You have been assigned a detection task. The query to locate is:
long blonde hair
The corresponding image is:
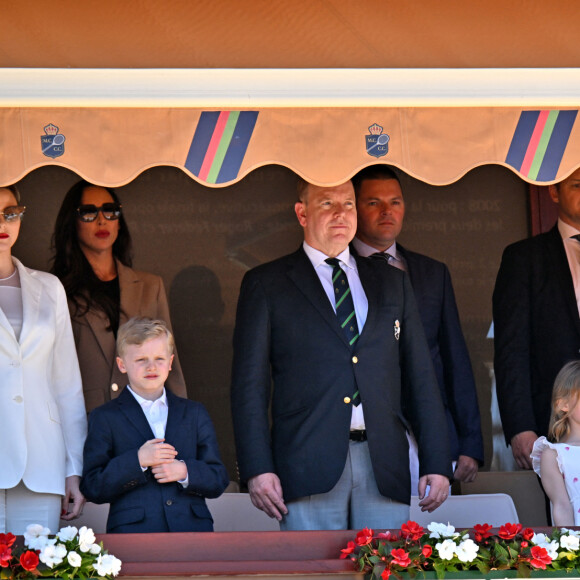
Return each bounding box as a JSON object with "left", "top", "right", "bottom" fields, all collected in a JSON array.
[{"left": 549, "top": 360, "right": 580, "bottom": 442}]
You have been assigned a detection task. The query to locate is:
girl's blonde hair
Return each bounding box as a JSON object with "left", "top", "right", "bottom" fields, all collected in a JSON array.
[{"left": 549, "top": 360, "right": 580, "bottom": 442}]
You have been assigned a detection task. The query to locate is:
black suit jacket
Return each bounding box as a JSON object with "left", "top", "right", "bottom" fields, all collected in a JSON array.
[
  {"left": 493, "top": 225, "right": 580, "bottom": 443},
  {"left": 398, "top": 245, "right": 484, "bottom": 464},
  {"left": 81, "top": 388, "right": 229, "bottom": 533},
  {"left": 231, "top": 247, "right": 451, "bottom": 505}
]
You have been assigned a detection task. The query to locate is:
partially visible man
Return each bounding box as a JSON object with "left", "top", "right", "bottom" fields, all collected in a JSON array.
[
  {"left": 493, "top": 167, "right": 580, "bottom": 469},
  {"left": 352, "top": 165, "right": 483, "bottom": 488},
  {"left": 231, "top": 179, "right": 452, "bottom": 530}
]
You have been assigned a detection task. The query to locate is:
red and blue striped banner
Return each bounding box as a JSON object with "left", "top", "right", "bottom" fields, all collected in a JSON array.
[
  {"left": 505, "top": 110, "right": 577, "bottom": 182},
  {"left": 185, "top": 111, "right": 259, "bottom": 184}
]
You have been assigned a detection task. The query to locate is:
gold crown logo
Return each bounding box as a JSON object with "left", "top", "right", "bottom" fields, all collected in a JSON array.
[
  {"left": 368, "top": 123, "right": 383, "bottom": 136},
  {"left": 44, "top": 123, "right": 59, "bottom": 136}
]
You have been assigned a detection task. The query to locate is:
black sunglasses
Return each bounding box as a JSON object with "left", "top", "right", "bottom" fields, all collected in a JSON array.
[
  {"left": 0, "top": 205, "right": 26, "bottom": 222},
  {"left": 77, "top": 203, "right": 122, "bottom": 222}
]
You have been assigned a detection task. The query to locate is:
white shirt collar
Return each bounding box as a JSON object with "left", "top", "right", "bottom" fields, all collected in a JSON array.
[
  {"left": 558, "top": 218, "right": 580, "bottom": 240},
  {"left": 303, "top": 241, "right": 357, "bottom": 271},
  {"left": 127, "top": 384, "right": 167, "bottom": 408},
  {"left": 352, "top": 237, "right": 399, "bottom": 260}
]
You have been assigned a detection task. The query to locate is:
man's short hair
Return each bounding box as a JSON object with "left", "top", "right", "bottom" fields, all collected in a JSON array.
[
  {"left": 296, "top": 177, "right": 311, "bottom": 203},
  {"left": 352, "top": 165, "right": 401, "bottom": 197},
  {"left": 117, "top": 317, "right": 175, "bottom": 358}
]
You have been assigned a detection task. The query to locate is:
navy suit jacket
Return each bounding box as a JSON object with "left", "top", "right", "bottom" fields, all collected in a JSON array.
[
  {"left": 493, "top": 225, "right": 580, "bottom": 443},
  {"left": 231, "top": 247, "right": 452, "bottom": 505},
  {"left": 398, "top": 245, "right": 484, "bottom": 464},
  {"left": 81, "top": 388, "right": 229, "bottom": 533}
]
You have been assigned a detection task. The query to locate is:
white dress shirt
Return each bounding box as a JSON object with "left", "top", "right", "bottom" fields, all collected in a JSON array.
[{"left": 127, "top": 385, "right": 188, "bottom": 486}]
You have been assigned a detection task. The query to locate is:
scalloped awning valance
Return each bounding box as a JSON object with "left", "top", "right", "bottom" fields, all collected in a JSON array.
[{"left": 1, "top": 69, "right": 579, "bottom": 188}]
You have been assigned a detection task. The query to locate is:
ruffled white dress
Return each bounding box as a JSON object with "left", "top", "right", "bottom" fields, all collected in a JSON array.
[{"left": 531, "top": 436, "right": 580, "bottom": 525}]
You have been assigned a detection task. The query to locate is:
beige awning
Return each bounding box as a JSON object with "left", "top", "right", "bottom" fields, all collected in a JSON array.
[{"left": 1, "top": 68, "right": 579, "bottom": 187}]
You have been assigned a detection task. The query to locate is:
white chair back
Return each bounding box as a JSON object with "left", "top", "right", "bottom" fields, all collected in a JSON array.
[{"left": 409, "top": 493, "right": 519, "bottom": 528}]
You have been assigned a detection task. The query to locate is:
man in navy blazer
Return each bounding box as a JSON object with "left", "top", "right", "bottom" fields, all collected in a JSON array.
[
  {"left": 231, "top": 179, "right": 451, "bottom": 531},
  {"left": 493, "top": 168, "right": 580, "bottom": 469},
  {"left": 81, "top": 318, "right": 229, "bottom": 533},
  {"left": 352, "top": 166, "right": 483, "bottom": 487}
]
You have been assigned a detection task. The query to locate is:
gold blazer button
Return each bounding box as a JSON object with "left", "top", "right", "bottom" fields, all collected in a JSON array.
[
  {"left": 111, "top": 383, "right": 119, "bottom": 392},
  {"left": 344, "top": 397, "right": 351, "bottom": 404}
]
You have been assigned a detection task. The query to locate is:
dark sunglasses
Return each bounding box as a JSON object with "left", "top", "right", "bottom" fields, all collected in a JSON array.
[
  {"left": 0, "top": 205, "right": 26, "bottom": 222},
  {"left": 77, "top": 203, "right": 122, "bottom": 222}
]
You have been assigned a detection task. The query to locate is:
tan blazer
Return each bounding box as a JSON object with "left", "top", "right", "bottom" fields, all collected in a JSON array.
[
  {"left": 70, "top": 261, "right": 186, "bottom": 412},
  {"left": 0, "top": 258, "right": 87, "bottom": 495}
]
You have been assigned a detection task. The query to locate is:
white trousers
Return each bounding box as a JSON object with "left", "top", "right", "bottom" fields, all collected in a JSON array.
[{"left": 0, "top": 481, "right": 61, "bottom": 534}]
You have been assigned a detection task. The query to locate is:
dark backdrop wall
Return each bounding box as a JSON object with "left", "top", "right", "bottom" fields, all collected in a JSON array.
[{"left": 13, "top": 164, "right": 529, "bottom": 479}]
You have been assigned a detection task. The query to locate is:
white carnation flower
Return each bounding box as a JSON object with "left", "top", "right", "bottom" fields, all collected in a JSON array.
[
  {"left": 39, "top": 543, "right": 67, "bottom": 568},
  {"left": 67, "top": 551, "right": 82, "bottom": 568},
  {"left": 78, "top": 526, "right": 97, "bottom": 552},
  {"left": 429, "top": 522, "right": 456, "bottom": 539},
  {"left": 93, "top": 554, "right": 122, "bottom": 577},
  {"left": 455, "top": 538, "right": 479, "bottom": 563},
  {"left": 57, "top": 526, "right": 78, "bottom": 543},
  {"left": 561, "top": 534, "right": 580, "bottom": 551},
  {"left": 436, "top": 539, "right": 457, "bottom": 560},
  {"left": 24, "top": 524, "right": 51, "bottom": 550},
  {"left": 89, "top": 543, "right": 102, "bottom": 555},
  {"left": 562, "top": 528, "right": 580, "bottom": 538}
]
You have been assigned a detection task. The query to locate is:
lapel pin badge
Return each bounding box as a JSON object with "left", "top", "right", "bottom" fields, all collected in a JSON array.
[{"left": 394, "top": 319, "right": 400, "bottom": 340}]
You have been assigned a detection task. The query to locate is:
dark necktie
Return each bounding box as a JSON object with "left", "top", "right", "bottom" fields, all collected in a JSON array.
[
  {"left": 370, "top": 251, "right": 392, "bottom": 263},
  {"left": 325, "top": 258, "right": 360, "bottom": 405}
]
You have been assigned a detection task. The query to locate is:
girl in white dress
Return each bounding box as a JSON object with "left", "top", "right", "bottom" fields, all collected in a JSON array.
[{"left": 531, "top": 360, "right": 580, "bottom": 526}]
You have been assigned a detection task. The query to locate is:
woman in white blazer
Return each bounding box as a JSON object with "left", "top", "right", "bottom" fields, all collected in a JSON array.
[{"left": 0, "top": 185, "right": 87, "bottom": 534}]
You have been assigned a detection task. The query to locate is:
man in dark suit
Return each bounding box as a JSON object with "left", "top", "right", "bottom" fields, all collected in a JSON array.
[
  {"left": 231, "top": 179, "right": 451, "bottom": 530},
  {"left": 351, "top": 166, "right": 483, "bottom": 489},
  {"left": 81, "top": 317, "right": 229, "bottom": 533},
  {"left": 493, "top": 167, "right": 580, "bottom": 469}
]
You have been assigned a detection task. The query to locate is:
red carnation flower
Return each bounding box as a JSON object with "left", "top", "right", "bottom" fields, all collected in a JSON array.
[
  {"left": 0, "top": 544, "right": 12, "bottom": 568},
  {"left": 530, "top": 546, "right": 552, "bottom": 570},
  {"left": 381, "top": 567, "right": 392, "bottom": 579},
  {"left": 473, "top": 523, "right": 492, "bottom": 542},
  {"left": 401, "top": 521, "right": 424, "bottom": 541},
  {"left": 340, "top": 541, "right": 356, "bottom": 559},
  {"left": 20, "top": 550, "right": 39, "bottom": 572},
  {"left": 0, "top": 534, "right": 15, "bottom": 548},
  {"left": 377, "top": 531, "right": 399, "bottom": 542},
  {"left": 391, "top": 548, "right": 411, "bottom": 568},
  {"left": 422, "top": 545, "right": 433, "bottom": 558},
  {"left": 522, "top": 528, "right": 534, "bottom": 541},
  {"left": 498, "top": 523, "right": 522, "bottom": 540},
  {"left": 356, "top": 528, "right": 374, "bottom": 546},
  {"left": 521, "top": 541, "right": 529, "bottom": 548}
]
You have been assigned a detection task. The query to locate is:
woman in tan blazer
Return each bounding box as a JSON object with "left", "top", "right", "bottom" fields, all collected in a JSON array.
[
  {"left": 0, "top": 185, "right": 87, "bottom": 534},
  {"left": 51, "top": 181, "right": 186, "bottom": 412}
]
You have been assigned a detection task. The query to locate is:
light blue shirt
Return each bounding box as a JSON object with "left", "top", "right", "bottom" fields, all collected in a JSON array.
[
  {"left": 302, "top": 241, "right": 368, "bottom": 429},
  {"left": 302, "top": 242, "right": 368, "bottom": 330}
]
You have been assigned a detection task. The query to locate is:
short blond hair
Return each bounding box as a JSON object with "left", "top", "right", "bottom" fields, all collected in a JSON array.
[{"left": 117, "top": 317, "right": 174, "bottom": 358}]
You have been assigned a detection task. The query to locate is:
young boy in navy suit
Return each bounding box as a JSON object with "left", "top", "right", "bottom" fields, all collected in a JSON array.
[{"left": 80, "top": 317, "right": 229, "bottom": 533}]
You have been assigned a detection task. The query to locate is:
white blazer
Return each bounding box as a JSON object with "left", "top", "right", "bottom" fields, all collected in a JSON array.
[{"left": 0, "top": 258, "right": 87, "bottom": 495}]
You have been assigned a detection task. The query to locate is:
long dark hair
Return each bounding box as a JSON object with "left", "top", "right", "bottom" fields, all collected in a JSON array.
[{"left": 51, "top": 180, "right": 133, "bottom": 328}]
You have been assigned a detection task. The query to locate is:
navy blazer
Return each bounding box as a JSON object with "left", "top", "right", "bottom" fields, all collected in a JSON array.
[
  {"left": 231, "top": 247, "right": 452, "bottom": 506},
  {"left": 493, "top": 225, "right": 580, "bottom": 443},
  {"left": 81, "top": 388, "right": 229, "bottom": 533},
  {"left": 398, "top": 245, "right": 484, "bottom": 464}
]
